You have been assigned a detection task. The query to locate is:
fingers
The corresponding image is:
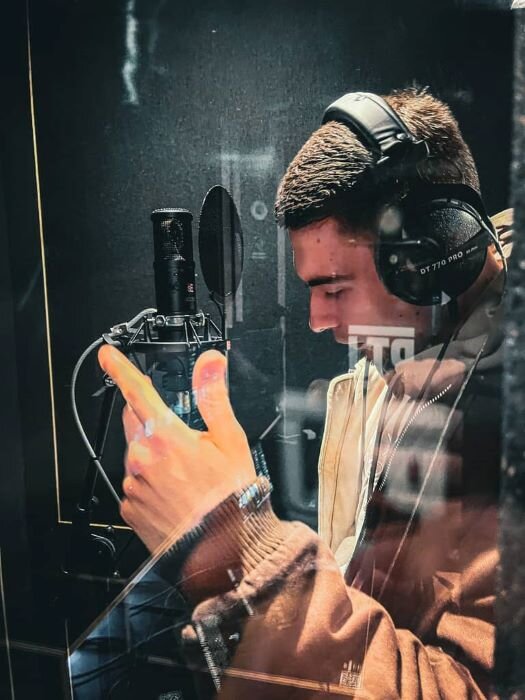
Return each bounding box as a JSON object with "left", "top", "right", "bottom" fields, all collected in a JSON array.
[
  {"left": 125, "top": 440, "right": 153, "bottom": 479},
  {"left": 193, "top": 350, "right": 247, "bottom": 450},
  {"left": 123, "top": 404, "right": 144, "bottom": 444},
  {"left": 98, "top": 345, "right": 188, "bottom": 440},
  {"left": 98, "top": 345, "right": 165, "bottom": 424}
]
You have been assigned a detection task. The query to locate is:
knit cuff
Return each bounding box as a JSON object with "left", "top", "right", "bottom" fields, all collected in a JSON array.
[{"left": 156, "top": 477, "right": 287, "bottom": 606}]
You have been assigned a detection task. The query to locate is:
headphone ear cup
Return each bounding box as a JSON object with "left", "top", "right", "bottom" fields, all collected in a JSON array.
[{"left": 376, "top": 200, "right": 488, "bottom": 306}]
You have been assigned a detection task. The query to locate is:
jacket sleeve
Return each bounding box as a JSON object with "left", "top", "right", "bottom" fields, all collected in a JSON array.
[{"left": 158, "top": 477, "right": 494, "bottom": 700}]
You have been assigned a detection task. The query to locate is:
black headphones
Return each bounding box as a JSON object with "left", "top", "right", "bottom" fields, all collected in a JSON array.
[{"left": 322, "top": 92, "right": 504, "bottom": 306}]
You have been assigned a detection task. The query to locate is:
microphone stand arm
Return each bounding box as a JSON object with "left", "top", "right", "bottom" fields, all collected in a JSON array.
[
  {"left": 65, "top": 308, "right": 157, "bottom": 578},
  {"left": 66, "top": 382, "right": 120, "bottom": 577}
]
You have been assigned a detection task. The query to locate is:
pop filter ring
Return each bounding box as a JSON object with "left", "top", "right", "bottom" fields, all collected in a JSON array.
[{"left": 198, "top": 185, "right": 244, "bottom": 300}]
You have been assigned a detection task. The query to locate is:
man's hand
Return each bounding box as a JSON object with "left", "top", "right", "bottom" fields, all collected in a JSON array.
[{"left": 98, "top": 345, "right": 256, "bottom": 552}]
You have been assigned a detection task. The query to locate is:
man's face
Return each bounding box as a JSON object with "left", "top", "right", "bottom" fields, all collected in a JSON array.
[{"left": 289, "top": 216, "right": 433, "bottom": 352}]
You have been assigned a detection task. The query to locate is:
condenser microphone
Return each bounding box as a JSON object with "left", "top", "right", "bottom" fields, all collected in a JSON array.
[
  {"left": 147, "top": 208, "right": 209, "bottom": 422},
  {"left": 71, "top": 187, "right": 242, "bottom": 446},
  {"left": 151, "top": 208, "right": 197, "bottom": 340}
]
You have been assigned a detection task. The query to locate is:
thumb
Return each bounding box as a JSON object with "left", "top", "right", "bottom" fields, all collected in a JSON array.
[{"left": 193, "top": 350, "right": 246, "bottom": 450}]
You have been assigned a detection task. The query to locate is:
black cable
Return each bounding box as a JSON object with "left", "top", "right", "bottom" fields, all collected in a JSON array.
[
  {"left": 114, "top": 531, "right": 138, "bottom": 566},
  {"left": 72, "top": 654, "right": 128, "bottom": 685},
  {"left": 126, "top": 586, "right": 176, "bottom": 618}
]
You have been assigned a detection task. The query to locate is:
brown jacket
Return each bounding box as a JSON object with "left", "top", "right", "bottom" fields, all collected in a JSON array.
[{"left": 162, "top": 213, "right": 512, "bottom": 699}]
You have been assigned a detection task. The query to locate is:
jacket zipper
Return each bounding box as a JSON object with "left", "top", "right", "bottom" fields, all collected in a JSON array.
[{"left": 377, "top": 383, "right": 453, "bottom": 493}]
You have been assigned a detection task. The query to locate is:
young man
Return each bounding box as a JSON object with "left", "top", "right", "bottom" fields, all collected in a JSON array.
[{"left": 98, "top": 88, "right": 510, "bottom": 697}]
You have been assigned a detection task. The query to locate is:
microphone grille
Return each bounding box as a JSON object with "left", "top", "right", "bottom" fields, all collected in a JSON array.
[{"left": 151, "top": 209, "right": 193, "bottom": 260}]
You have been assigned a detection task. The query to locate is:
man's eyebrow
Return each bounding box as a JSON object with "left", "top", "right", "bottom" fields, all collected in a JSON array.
[{"left": 307, "top": 275, "right": 353, "bottom": 288}]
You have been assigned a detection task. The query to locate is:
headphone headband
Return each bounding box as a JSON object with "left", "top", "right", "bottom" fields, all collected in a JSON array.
[
  {"left": 320, "top": 91, "right": 504, "bottom": 306},
  {"left": 322, "top": 92, "right": 429, "bottom": 167}
]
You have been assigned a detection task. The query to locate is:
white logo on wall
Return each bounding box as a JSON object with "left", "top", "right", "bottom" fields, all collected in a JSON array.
[{"left": 347, "top": 325, "right": 415, "bottom": 373}]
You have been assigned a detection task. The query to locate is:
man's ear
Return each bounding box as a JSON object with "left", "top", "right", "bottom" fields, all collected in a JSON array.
[
  {"left": 488, "top": 244, "right": 505, "bottom": 270},
  {"left": 490, "top": 207, "right": 513, "bottom": 261}
]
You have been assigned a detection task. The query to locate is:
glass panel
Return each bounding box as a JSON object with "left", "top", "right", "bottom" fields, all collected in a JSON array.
[{"left": 0, "top": 0, "right": 518, "bottom": 698}]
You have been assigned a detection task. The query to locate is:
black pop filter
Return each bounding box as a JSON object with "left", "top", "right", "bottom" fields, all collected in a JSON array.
[{"left": 198, "top": 185, "right": 244, "bottom": 299}]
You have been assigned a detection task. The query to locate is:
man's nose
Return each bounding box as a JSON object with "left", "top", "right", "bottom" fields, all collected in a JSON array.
[{"left": 309, "top": 293, "right": 338, "bottom": 333}]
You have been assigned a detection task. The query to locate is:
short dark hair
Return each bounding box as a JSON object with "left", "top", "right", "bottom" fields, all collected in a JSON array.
[{"left": 274, "top": 87, "right": 480, "bottom": 231}]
